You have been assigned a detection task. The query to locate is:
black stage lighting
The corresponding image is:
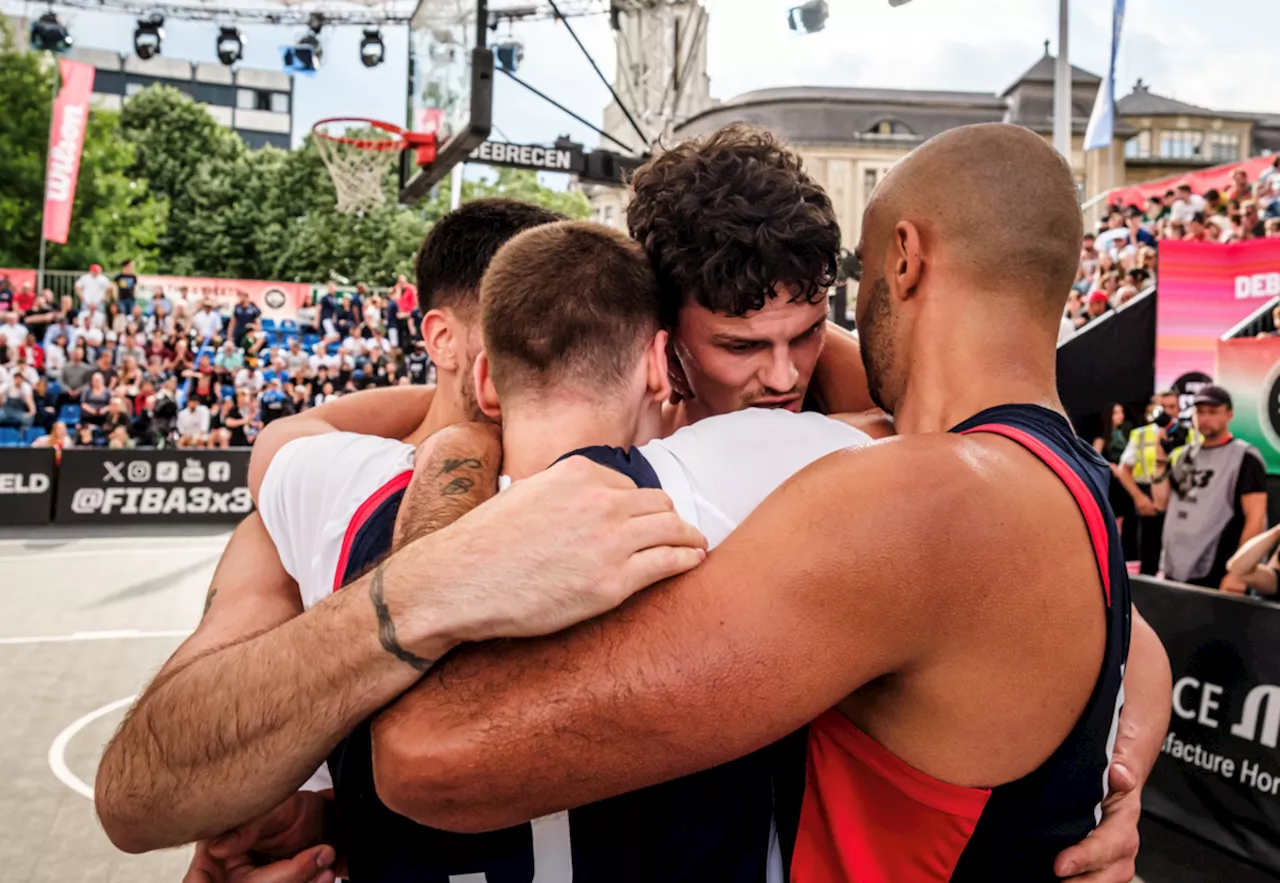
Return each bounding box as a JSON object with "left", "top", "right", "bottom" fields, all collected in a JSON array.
[
  {"left": 133, "top": 12, "right": 165, "bottom": 60},
  {"left": 788, "top": 0, "right": 829, "bottom": 34},
  {"left": 30, "top": 11, "right": 72, "bottom": 53},
  {"left": 217, "top": 26, "right": 244, "bottom": 66},
  {"left": 359, "top": 29, "right": 384, "bottom": 68}
]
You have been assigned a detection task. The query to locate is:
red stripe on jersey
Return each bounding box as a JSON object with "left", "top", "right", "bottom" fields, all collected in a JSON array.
[
  {"left": 791, "top": 709, "right": 990, "bottom": 883},
  {"left": 332, "top": 470, "right": 413, "bottom": 592},
  {"left": 960, "top": 423, "right": 1112, "bottom": 607}
]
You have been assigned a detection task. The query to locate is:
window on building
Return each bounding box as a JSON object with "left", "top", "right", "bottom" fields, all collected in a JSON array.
[
  {"left": 125, "top": 82, "right": 143, "bottom": 98},
  {"left": 269, "top": 92, "right": 289, "bottom": 114},
  {"left": 1125, "top": 130, "right": 1151, "bottom": 159},
  {"left": 236, "top": 88, "right": 256, "bottom": 110},
  {"left": 863, "top": 168, "right": 880, "bottom": 203},
  {"left": 1158, "top": 130, "right": 1204, "bottom": 160},
  {"left": 1207, "top": 131, "right": 1241, "bottom": 163},
  {"left": 867, "top": 119, "right": 912, "bottom": 137},
  {"left": 603, "top": 205, "right": 614, "bottom": 224}
]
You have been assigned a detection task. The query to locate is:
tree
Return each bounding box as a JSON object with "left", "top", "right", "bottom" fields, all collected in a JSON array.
[
  {"left": 419, "top": 166, "right": 593, "bottom": 223},
  {"left": 0, "top": 23, "right": 165, "bottom": 271}
]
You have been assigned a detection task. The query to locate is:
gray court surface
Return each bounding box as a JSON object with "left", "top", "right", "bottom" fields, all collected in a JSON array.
[{"left": 0, "top": 527, "right": 227, "bottom": 882}]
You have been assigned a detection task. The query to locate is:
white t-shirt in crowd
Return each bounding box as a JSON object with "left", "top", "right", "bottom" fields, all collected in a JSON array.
[
  {"left": 76, "top": 272, "right": 112, "bottom": 308},
  {"left": 236, "top": 367, "right": 266, "bottom": 393},
  {"left": 176, "top": 404, "right": 211, "bottom": 438},
  {"left": 1170, "top": 194, "right": 1207, "bottom": 224},
  {"left": 0, "top": 321, "right": 29, "bottom": 349},
  {"left": 1058, "top": 316, "right": 1077, "bottom": 345},
  {"left": 192, "top": 309, "right": 224, "bottom": 341}
]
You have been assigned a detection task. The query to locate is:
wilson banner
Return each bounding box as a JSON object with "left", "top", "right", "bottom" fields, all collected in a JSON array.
[{"left": 42, "top": 59, "right": 95, "bottom": 245}]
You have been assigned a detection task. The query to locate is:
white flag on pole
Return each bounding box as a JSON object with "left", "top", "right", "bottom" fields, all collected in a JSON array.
[{"left": 1085, "top": 0, "right": 1126, "bottom": 152}]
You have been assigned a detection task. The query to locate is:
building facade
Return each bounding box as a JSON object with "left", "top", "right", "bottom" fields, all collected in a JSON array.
[
  {"left": 590, "top": 44, "right": 1280, "bottom": 247},
  {"left": 70, "top": 47, "right": 293, "bottom": 149}
]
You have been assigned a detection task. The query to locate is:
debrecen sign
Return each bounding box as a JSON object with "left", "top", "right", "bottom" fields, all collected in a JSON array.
[
  {"left": 55, "top": 449, "right": 253, "bottom": 524},
  {"left": 469, "top": 139, "right": 585, "bottom": 173}
]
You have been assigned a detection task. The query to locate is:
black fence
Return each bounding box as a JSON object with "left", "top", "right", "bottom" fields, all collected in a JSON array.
[
  {"left": 0, "top": 448, "right": 252, "bottom": 526},
  {"left": 1135, "top": 575, "right": 1280, "bottom": 875}
]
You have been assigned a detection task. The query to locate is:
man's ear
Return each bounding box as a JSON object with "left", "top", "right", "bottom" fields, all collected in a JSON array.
[
  {"left": 421, "top": 309, "right": 459, "bottom": 372},
  {"left": 473, "top": 350, "right": 502, "bottom": 420},
  {"left": 665, "top": 332, "right": 693, "bottom": 404},
  {"left": 890, "top": 220, "right": 925, "bottom": 300},
  {"left": 646, "top": 330, "right": 673, "bottom": 404}
]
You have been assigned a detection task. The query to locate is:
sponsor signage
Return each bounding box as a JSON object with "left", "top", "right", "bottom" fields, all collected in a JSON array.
[
  {"left": 469, "top": 139, "right": 585, "bottom": 174},
  {"left": 55, "top": 449, "right": 253, "bottom": 524},
  {"left": 0, "top": 449, "right": 56, "bottom": 526},
  {"left": 1134, "top": 575, "right": 1280, "bottom": 872},
  {"left": 42, "top": 59, "right": 95, "bottom": 245}
]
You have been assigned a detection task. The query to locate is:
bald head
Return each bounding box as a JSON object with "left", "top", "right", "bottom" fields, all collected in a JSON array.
[{"left": 870, "top": 123, "right": 1083, "bottom": 314}]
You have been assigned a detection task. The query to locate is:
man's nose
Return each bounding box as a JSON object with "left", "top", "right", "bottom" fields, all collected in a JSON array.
[{"left": 761, "top": 347, "right": 799, "bottom": 393}]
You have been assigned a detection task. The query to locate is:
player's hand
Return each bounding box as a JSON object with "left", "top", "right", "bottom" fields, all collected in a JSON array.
[
  {"left": 1052, "top": 757, "right": 1142, "bottom": 882},
  {"left": 1220, "top": 572, "right": 1249, "bottom": 594},
  {"left": 183, "top": 791, "right": 336, "bottom": 883},
  {"left": 392, "top": 455, "right": 708, "bottom": 644},
  {"left": 1134, "top": 495, "right": 1157, "bottom": 518}
]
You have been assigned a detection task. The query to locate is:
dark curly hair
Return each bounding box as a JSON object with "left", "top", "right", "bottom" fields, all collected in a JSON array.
[{"left": 626, "top": 124, "right": 841, "bottom": 326}]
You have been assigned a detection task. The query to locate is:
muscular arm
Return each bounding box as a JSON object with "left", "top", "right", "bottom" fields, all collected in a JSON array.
[
  {"left": 371, "top": 440, "right": 972, "bottom": 831},
  {"left": 810, "top": 323, "right": 876, "bottom": 413},
  {"left": 1226, "top": 523, "right": 1280, "bottom": 595},
  {"left": 96, "top": 427, "right": 496, "bottom": 854},
  {"left": 1117, "top": 610, "right": 1172, "bottom": 785}
]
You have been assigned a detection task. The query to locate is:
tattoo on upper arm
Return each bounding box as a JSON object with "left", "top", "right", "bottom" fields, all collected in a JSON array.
[
  {"left": 441, "top": 476, "right": 475, "bottom": 496},
  {"left": 202, "top": 587, "right": 218, "bottom": 619},
  {"left": 369, "top": 564, "right": 434, "bottom": 673},
  {"left": 440, "top": 458, "right": 483, "bottom": 475}
]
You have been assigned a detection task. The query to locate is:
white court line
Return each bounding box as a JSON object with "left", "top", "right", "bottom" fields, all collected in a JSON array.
[
  {"left": 0, "top": 545, "right": 227, "bottom": 565},
  {"left": 0, "top": 630, "right": 192, "bottom": 646},
  {"left": 49, "top": 695, "right": 137, "bottom": 800}
]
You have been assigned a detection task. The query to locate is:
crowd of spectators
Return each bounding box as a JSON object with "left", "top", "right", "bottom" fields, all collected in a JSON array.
[
  {"left": 0, "top": 266, "right": 432, "bottom": 451},
  {"left": 1058, "top": 160, "right": 1280, "bottom": 343}
]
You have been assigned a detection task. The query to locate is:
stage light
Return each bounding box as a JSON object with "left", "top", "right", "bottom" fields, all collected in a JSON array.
[
  {"left": 133, "top": 12, "right": 164, "bottom": 60},
  {"left": 787, "top": 0, "right": 828, "bottom": 34},
  {"left": 494, "top": 41, "right": 523, "bottom": 73},
  {"left": 284, "top": 32, "right": 322, "bottom": 74},
  {"left": 30, "top": 11, "right": 72, "bottom": 53},
  {"left": 359, "top": 29, "right": 384, "bottom": 68},
  {"left": 217, "top": 26, "right": 244, "bottom": 66}
]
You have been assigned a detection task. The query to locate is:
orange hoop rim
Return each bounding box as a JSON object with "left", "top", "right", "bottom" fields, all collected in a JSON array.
[{"left": 311, "top": 116, "right": 436, "bottom": 153}]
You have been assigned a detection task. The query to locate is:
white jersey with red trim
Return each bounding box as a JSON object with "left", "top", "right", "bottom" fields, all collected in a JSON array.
[{"left": 258, "top": 432, "right": 414, "bottom": 611}]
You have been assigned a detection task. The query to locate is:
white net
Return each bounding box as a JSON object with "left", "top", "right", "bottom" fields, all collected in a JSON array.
[{"left": 312, "top": 121, "right": 407, "bottom": 215}]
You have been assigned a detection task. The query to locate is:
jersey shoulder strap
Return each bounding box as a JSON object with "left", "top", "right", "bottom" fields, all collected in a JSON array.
[{"left": 556, "top": 445, "right": 661, "bottom": 489}]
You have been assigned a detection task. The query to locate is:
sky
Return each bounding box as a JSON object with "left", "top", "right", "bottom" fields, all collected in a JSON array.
[{"left": 8, "top": 0, "right": 1280, "bottom": 160}]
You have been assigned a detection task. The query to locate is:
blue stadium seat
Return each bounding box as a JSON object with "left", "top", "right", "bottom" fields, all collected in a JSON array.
[
  {"left": 24, "top": 428, "right": 47, "bottom": 446},
  {"left": 302, "top": 333, "right": 320, "bottom": 349},
  {"left": 58, "top": 404, "right": 80, "bottom": 426},
  {"left": 262, "top": 370, "right": 277, "bottom": 384},
  {"left": 281, "top": 328, "right": 300, "bottom": 341},
  {"left": 261, "top": 318, "right": 278, "bottom": 332},
  {"left": 46, "top": 381, "right": 62, "bottom": 399},
  {"left": 0, "top": 428, "right": 21, "bottom": 447},
  {"left": 327, "top": 341, "right": 341, "bottom": 356},
  {"left": 280, "top": 319, "right": 298, "bottom": 332},
  {"left": 221, "top": 385, "right": 236, "bottom": 400}
]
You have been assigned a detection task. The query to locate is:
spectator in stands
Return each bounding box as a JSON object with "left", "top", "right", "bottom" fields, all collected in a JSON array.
[
  {"left": 1170, "top": 184, "right": 1207, "bottom": 224},
  {"left": 1093, "top": 402, "right": 1134, "bottom": 531},
  {"left": 0, "top": 372, "right": 36, "bottom": 430},
  {"left": 93, "top": 349, "right": 117, "bottom": 387},
  {"left": 104, "top": 300, "right": 124, "bottom": 336},
  {"left": 75, "top": 422, "right": 97, "bottom": 447},
  {"left": 406, "top": 338, "right": 431, "bottom": 384},
  {"left": 192, "top": 300, "right": 223, "bottom": 343},
  {"left": 32, "top": 420, "right": 71, "bottom": 452},
  {"left": 1203, "top": 188, "right": 1226, "bottom": 217},
  {"left": 115, "top": 259, "right": 138, "bottom": 314},
  {"left": 23, "top": 288, "right": 54, "bottom": 344},
  {"left": 229, "top": 290, "right": 261, "bottom": 346},
  {"left": 31, "top": 376, "right": 56, "bottom": 431},
  {"left": 102, "top": 396, "right": 132, "bottom": 440},
  {"left": 1082, "top": 291, "right": 1112, "bottom": 326},
  {"left": 166, "top": 338, "right": 193, "bottom": 376},
  {"left": 43, "top": 306, "right": 76, "bottom": 352},
  {"left": 75, "top": 264, "right": 112, "bottom": 309},
  {"left": 81, "top": 372, "right": 114, "bottom": 425},
  {"left": 184, "top": 353, "right": 218, "bottom": 406},
  {"left": 176, "top": 397, "right": 210, "bottom": 447},
  {"left": 225, "top": 389, "right": 254, "bottom": 447},
  {"left": 1241, "top": 200, "right": 1266, "bottom": 239},
  {"left": 1228, "top": 168, "right": 1254, "bottom": 203},
  {"left": 257, "top": 377, "right": 292, "bottom": 426},
  {"left": 1142, "top": 194, "right": 1167, "bottom": 225},
  {"left": 1184, "top": 213, "right": 1210, "bottom": 242},
  {"left": 44, "top": 333, "right": 68, "bottom": 382},
  {"left": 106, "top": 425, "right": 132, "bottom": 449},
  {"left": 1267, "top": 218, "right": 1280, "bottom": 238},
  {"left": 0, "top": 311, "right": 28, "bottom": 350},
  {"left": 319, "top": 283, "right": 341, "bottom": 345},
  {"left": 296, "top": 293, "right": 319, "bottom": 337},
  {"left": 61, "top": 347, "right": 92, "bottom": 399},
  {"left": 1158, "top": 386, "right": 1267, "bottom": 590},
  {"left": 235, "top": 360, "right": 265, "bottom": 394},
  {"left": 214, "top": 341, "right": 243, "bottom": 384},
  {"left": 314, "top": 379, "right": 337, "bottom": 406}
]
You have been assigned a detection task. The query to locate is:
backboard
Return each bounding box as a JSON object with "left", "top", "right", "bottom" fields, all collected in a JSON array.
[{"left": 400, "top": 0, "right": 493, "bottom": 202}]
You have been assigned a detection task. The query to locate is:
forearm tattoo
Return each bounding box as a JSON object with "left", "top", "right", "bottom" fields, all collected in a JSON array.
[{"left": 369, "top": 563, "right": 434, "bottom": 673}]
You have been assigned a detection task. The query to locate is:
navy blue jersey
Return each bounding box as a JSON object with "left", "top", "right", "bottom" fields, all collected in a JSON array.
[{"left": 328, "top": 446, "right": 783, "bottom": 882}]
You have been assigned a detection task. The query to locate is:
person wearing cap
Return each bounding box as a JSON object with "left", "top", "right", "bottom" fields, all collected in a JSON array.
[
  {"left": 75, "top": 263, "right": 113, "bottom": 310},
  {"left": 1082, "top": 290, "right": 1111, "bottom": 325},
  {"left": 1155, "top": 386, "right": 1267, "bottom": 590}
]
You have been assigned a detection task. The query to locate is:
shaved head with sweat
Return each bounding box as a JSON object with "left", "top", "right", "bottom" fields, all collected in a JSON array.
[{"left": 856, "top": 123, "right": 1083, "bottom": 429}]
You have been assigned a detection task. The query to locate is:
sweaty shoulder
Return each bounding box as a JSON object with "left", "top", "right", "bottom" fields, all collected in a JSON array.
[
  {"left": 258, "top": 432, "right": 414, "bottom": 609},
  {"left": 642, "top": 408, "right": 872, "bottom": 548}
]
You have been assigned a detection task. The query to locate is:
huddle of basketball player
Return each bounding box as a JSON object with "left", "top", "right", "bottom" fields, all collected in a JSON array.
[{"left": 95, "top": 123, "right": 1172, "bottom": 883}]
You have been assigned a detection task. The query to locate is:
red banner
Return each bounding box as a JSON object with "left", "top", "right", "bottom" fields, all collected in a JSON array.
[
  {"left": 1111, "top": 156, "right": 1276, "bottom": 209},
  {"left": 135, "top": 275, "right": 311, "bottom": 321},
  {"left": 42, "top": 59, "right": 95, "bottom": 245},
  {"left": 1156, "top": 238, "right": 1280, "bottom": 390}
]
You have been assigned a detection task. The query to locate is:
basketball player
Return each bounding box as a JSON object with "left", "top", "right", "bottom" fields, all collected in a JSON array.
[{"left": 274, "top": 124, "right": 1169, "bottom": 881}]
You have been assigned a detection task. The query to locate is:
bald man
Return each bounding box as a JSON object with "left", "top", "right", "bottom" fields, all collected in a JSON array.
[{"left": 291, "top": 123, "right": 1173, "bottom": 881}]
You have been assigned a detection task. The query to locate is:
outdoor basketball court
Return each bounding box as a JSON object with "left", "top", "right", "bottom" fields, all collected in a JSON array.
[{"left": 0, "top": 528, "right": 227, "bottom": 882}]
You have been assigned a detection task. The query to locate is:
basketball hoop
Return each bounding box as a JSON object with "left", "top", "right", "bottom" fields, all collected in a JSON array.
[{"left": 312, "top": 117, "right": 437, "bottom": 214}]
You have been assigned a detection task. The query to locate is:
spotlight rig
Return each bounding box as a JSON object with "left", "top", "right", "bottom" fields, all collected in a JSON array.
[
  {"left": 133, "top": 11, "right": 164, "bottom": 59},
  {"left": 216, "top": 26, "right": 244, "bottom": 66},
  {"left": 359, "top": 28, "right": 384, "bottom": 68},
  {"left": 29, "top": 11, "right": 72, "bottom": 53}
]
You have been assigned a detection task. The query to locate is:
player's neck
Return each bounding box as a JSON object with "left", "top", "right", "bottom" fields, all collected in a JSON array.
[
  {"left": 403, "top": 371, "right": 472, "bottom": 446},
  {"left": 892, "top": 309, "right": 1063, "bottom": 435},
  {"left": 502, "top": 402, "right": 653, "bottom": 481}
]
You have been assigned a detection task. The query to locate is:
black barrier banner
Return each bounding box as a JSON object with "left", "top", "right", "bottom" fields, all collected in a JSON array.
[
  {"left": 0, "top": 447, "right": 55, "bottom": 526},
  {"left": 1134, "top": 576, "right": 1280, "bottom": 873},
  {"left": 54, "top": 449, "right": 253, "bottom": 524}
]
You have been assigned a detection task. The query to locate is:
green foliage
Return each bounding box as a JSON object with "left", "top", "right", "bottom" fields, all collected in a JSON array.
[
  {"left": 0, "top": 24, "right": 165, "bottom": 271},
  {"left": 0, "top": 31, "right": 594, "bottom": 284}
]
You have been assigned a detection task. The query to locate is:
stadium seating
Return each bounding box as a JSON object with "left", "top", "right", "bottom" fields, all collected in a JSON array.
[
  {"left": 24, "top": 428, "right": 48, "bottom": 446},
  {"left": 0, "top": 428, "right": 22, "bottom": 447},
  {"left": 58, "top": 404, "right": 81, "bottom": 426}
]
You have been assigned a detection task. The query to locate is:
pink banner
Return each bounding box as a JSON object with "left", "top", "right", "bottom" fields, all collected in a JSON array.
[
  {"left": 136, "top": 275, "right": 311, "bottom": 321},
  {"left": 1156, "top": 238, "right": 1280, "bottom": 390},
  {"left": 41, "top": 59, "right": 95, "bottom": 245}
]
